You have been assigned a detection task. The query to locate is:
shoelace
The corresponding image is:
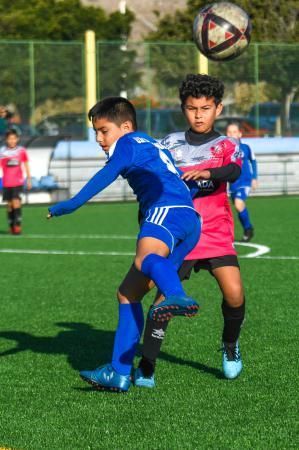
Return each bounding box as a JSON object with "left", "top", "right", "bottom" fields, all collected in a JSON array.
[{"left": 221, "top": 344, "right": 241, "bottom": 362}]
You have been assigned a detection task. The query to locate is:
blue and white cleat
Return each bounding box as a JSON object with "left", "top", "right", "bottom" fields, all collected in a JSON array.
[
  {"left": 222, "top": 341, "right": 243, "bottom": 380},
  {"left": 134, "top": 367, "right": 156, "bottom": 389},
  {"left": 149, "top": 295, "right": 199, "bottom": 321},
  {"left": 80, "top": 364, "right": 131, "bottom": 392}
]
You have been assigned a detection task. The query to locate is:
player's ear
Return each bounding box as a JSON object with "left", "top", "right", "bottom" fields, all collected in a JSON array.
[
  {"left": 121, "top": 120, "right": 133, "bottom": 133},
  {"left": 215, "top": 102, "right": 223, "bottom": 117}
]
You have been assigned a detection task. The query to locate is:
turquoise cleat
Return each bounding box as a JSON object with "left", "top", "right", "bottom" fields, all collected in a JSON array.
[
  {"left": 134, "top": 367, "right": 156, "bottom": 388},
  {"left": 80, "top": 364, "right": 131, "bottom": 392},
  {"left": 222, "top": 341, "right": 243, "bottom": 380},
  {"left": 149, "top": 295, "right": 199, "bottom": 321}
]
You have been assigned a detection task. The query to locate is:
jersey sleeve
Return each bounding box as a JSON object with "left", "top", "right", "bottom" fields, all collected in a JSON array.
[
  {"left": 21, "top": 148, "right": 29, "bottom": 162},
  {"left": 247, "top": 145, "right": 258, "bottom": 179},
  {"left": 159, "top": 134, "right": 171, "bottom": 149},
  {"left": 223, "top": 139, "right": 242, "bottom": 167},
  {"left": 49, "top": 140, "right": 132, "bottom": 217}
]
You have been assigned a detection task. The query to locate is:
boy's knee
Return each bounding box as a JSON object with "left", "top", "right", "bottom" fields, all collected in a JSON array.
[
  {"left": 134, "top": 256, "right": 142, "bottom": 272},
  {"left": 225, "top": 285, "right": 244, "bottom": 307},
  {"left": 117, "top": 289, "right": 129, "bottom": 304},
  {"left": 235, "top": 200, "right": 245, "bottom": 212}
]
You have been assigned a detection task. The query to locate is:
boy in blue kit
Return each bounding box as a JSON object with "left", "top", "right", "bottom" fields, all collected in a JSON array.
[
  {"left": 227, "top": 123, "right": 258, "bottom": 242},
  {"left": 47, "top": 97, "right": 201, "bottom": 392}
]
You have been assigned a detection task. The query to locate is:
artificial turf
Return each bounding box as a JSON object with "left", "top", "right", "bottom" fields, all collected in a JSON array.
[{"left": 0, "top": 197, "right": 298, "bottom": 449}]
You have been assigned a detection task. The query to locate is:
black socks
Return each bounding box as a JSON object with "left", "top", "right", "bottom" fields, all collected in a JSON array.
[
  {"left": 139, "top": 307, "right": 169, "bottom": 377},
  {"left": 222, "top": 298, "right": 245, "bottom": 344}
]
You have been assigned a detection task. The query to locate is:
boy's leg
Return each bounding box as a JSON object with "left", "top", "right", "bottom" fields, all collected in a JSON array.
[
  {"left": 11, "top": 197, "right": 22, "bottom": 234},
  {"left": 137, "top": 211, "right": 201, "bottom": 321},
  {"left": 80, "top": 265, "right": 152, "bottom": 391},
  {"left": 6, "top": 201, "right": 14, "bottom": 233},
  {"left": 234, "top": 191, "right": 254, "bottom": 241},
  {"left": 111, "top": 265, "right": 153, "bottom": 376},
  {"left": 212, "top": 264, "right": 245, "bottom": 379},
  {"left": 137, "top": 261, "right": 196, "bottom": 385}
]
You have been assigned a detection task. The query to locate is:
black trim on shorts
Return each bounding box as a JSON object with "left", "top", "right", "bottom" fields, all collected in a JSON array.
[
  {"left": 178, "top": 255, "right": 240, "bottom": 281},
  {"left": 2, "top": 186, "right": 23, "bottom": 201}
]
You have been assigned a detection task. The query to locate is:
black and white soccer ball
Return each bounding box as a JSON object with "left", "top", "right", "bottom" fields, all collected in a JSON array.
[{"left": 193, "top": 2, "right": 251, "bottom": 61}]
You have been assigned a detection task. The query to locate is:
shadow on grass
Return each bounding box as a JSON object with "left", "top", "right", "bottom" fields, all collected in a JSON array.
[
  {"left": 159, "top": 350, "right": 223, "bottom": 379},
  {"left": 0, "top": 322, "right": 222, "bottom": 378},
  {"left": 0, "top": 322, "right": 114, "bottom": 371}
]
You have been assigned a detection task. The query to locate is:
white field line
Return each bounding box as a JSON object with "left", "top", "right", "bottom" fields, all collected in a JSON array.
[
  {"left": 0, "top": 235, "right": 297, "bottom": 259},
  {"left": 0, "top": 248, "right": 298, "bottom": 260},
  {"left": 0, "top": 233, "right": 135, "bottom": 240},
  {"left": 0, "top": 249, "right": 135, "bottom": 256},
  {"left": 235, "top": 242, "right": 270, "bottom": 258}
]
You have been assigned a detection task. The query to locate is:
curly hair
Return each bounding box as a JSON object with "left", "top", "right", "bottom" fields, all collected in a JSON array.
[{"left": 179, "top": 74, "right": 224, "bottom": 106}]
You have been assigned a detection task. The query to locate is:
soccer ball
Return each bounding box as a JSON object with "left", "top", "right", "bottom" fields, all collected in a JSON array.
[{"left": 193, "top": 2, "right": 251, "bottom": 61}]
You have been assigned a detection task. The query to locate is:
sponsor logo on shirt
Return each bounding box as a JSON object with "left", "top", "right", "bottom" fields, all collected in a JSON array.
[
  {"left": 6, "top": 159, "right": 20, "bottom": 167},
  {"left": 195, "top": 179, "right": 220, "bottom": 197}
]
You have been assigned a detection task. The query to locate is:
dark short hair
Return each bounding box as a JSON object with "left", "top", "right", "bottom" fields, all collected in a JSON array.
[
  {"left": 179, "top": 74, "right": 224, "bottom": 106},
  {"left": 5, "top": 128, "right": 19, "bottom": 138},
  {"left": 88, "top": 97, "right": 137, "bottom": 130},
  {"left": 227, "top": 122, "right": 241, "bottom": 131}
]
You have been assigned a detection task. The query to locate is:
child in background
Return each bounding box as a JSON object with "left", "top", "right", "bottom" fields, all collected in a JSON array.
[
  {"left": 0, "top": 129, "right": 31, "bottom": 234},
  {"left": 227, "top": 122, "right": 258, "bottom": 242}
]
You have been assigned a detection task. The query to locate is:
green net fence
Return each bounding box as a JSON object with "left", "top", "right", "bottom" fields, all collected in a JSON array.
[{"left": 0, "top": 40, "right": 298, "bottom": 139}]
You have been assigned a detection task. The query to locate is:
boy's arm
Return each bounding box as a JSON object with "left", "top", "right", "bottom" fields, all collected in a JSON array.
[
  {"left": 24, "top": 161, "right": 32, "bottom": 190},
  {"left": 247, "top": 145, "right": 258, "bottom": 189},
  {"left": 181, "top": 163, "right": 241, "bottom": 183},
  {"left": 48, "top": 156, "right": 126, "bottom": 217}
]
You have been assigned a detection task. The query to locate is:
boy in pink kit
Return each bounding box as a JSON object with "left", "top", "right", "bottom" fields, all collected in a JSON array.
[
  {"left": 0, "top": 129, "right": 31, "bottom": 234},
  {"left": 135, "top": 74, "right": 246, "bottom": 383}
]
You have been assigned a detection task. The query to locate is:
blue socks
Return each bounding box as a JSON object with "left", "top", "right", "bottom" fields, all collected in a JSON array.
[
  {"left": 141, "top": 253, "right": 186, "bottom": 297},
  {"left": 238, "top": 208, "right": 252, "bottom": 231},
  {"left": 111, "top": 254, "right": 187, "bottom": 375},
  {"left": 112, "top": 303, "right": 144, "bottom": 376}
]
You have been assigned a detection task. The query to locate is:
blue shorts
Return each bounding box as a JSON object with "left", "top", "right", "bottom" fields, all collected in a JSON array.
[
  {"left": 138, "top": 206, "right": 201, "bottom": 270},
  {"left": 231, "top": 187, "right": 251, "bottom": 202}
]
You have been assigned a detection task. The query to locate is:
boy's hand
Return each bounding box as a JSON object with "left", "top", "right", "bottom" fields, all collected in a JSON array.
[
  {"left": 27, "top": 179, "right": 32, "bottom": 190},
  {"left": 181, "top": 169, "right": 211, "bottom": 181},
  {"left": 47, "top": 212, "right": 52, "bottom": 220}
]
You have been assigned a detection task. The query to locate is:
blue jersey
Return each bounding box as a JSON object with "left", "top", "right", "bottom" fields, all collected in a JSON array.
[
  {"left": 49, "top": 131, "right": 195, "bottom": 217},
  {"left": 230, "top": 141, "right": 257, "bottom": 191}
]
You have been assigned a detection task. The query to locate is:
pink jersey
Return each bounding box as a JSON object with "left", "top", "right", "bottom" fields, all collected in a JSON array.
[
  {"left": 0, "top": 146, "right": 29, "bottom": 188},
  {"left": 161, "top": 132, "right": 242, "bottom": 259}
]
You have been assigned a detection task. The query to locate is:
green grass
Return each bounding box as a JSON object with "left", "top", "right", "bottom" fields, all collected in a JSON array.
[{"left": 0, "top": 197, "right": 298, "bottom": 449}]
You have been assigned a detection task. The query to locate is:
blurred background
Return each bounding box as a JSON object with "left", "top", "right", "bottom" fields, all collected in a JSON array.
[{"left": 0, "top": 0, "right": 298, "bottom": 202}]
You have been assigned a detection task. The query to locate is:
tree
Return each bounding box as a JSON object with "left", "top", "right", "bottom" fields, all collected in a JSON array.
[
  {"left": 0, "top": 0, "right": 134, "bottom": 41},
  {"left": 0, "top": 0, "right": 139, "bottom": 126}
]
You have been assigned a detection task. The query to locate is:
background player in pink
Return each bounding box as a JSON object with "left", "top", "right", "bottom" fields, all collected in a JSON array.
[
  {"left": 0, "top": 129, "right": 31, "bottom": 234},
  {"left": 135, "top": 74, "right": 246, "bottom": 384}
]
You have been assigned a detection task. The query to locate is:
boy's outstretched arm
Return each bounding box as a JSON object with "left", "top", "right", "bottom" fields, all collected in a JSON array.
[{"left": 48, "top": 157, "right": 125, "bottom": 218}]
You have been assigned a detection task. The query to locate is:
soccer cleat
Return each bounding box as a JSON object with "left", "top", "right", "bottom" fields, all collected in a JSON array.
[
  {"left": 222, "top": 341, "right": 243, "bottom": 380},
  {"left": 134, "top": 367, "right": 156, "bottom": 389},
  {"left": 79, "top": 364, "right": 131, "bottom": 392},
  {"left": 12, "top": 225, "right": 22, "bottom": 235},
  {"left": 241, "top": 227, "right": 254, "bottom": 242},
  {"left": 149, "top": 295, "right": 199, "bottom": 322}
]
